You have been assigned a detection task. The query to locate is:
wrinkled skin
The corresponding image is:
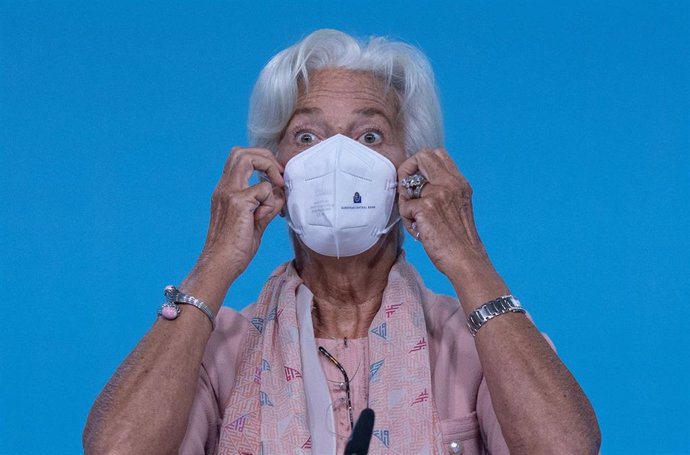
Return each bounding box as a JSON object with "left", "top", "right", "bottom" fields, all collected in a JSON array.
[{"left": 83, "top": 68, "right": 600, "bottom": 455}]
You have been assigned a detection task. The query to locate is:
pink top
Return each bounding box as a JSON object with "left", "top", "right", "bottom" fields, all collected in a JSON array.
[
  {"left": 317, "top": 337, "right": 369, "bottom": 453},
  {"left": 179, "top": 285, "right": 535, "bottom": 455}
]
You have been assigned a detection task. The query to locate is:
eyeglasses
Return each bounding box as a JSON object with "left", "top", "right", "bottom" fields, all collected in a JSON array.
[{"left": 318, "top": 346, "right": 354, "bottom": 431}]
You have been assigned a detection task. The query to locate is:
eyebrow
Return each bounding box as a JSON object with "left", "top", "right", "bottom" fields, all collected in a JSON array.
[
  {"left": 288, "top": 106, "right": 394, "bottom": 130},
  {"left": 353, "top": 107, "right": 394, "bottom": 128},
  {"left": 290, "top": 107, "right": 322, "bottom": 117}
]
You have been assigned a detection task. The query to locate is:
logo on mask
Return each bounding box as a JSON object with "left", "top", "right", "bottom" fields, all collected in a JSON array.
[{"left": 353, "top": 192, "right": 362, "bottom": 204}]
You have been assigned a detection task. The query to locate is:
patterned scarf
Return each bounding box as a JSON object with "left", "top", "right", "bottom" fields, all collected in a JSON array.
[{"left": 217, "top": 255, "right": 444, "bottom": 454}]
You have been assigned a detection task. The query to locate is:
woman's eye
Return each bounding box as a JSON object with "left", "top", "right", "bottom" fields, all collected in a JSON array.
[
  {"left": 297, "top": 132, "right": 317, "bottom": 145},
  {"left": 359, "top": 131, "right": 382, "bottom": 145}
]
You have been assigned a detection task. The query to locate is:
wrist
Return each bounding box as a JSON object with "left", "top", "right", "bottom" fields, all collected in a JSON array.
[
  {"left": 180, "top": 254, "right": 243, "bottom": 313},
  {"left": 159, "top": 286, "right": 217, "bottom": 330},
  {"left": 446, "top": 256, "right": 510, "bottom": 313},
  {"left": 198, "top": 247, "right": 247, "bottom": 280},
  {"left": 466, "top": 295, "right": 525, "bottom": 336}
]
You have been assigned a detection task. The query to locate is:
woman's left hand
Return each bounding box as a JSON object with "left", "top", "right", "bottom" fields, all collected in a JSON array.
[{"left": 397, "top": 147, "right": 491, "bottom": 279}]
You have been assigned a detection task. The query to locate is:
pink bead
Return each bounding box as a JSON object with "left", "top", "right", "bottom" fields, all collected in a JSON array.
[{"left": 161, "top": 305, "right": 178, "bottom": 320}]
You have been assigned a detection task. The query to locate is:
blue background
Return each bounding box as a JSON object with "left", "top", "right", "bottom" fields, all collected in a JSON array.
[{"left": 1, "top": 2, "right": 688, "bottom": 454}]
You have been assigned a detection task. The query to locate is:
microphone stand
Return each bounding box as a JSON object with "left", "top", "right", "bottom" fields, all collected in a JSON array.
[{"left": 344, "top": 408, "right": 375, "bottom": 455}]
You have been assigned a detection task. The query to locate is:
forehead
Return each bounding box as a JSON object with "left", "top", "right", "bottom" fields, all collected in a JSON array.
[{"left": 295, "top": 68, "right": 399, "bottom": 117}]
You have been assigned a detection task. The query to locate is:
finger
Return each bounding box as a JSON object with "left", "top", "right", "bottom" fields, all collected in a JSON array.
[
  {"left": 245, "top": 180, "right": 273, "bottom": 205},
  {"left": 254, "top": 185, "right": 285, "bottom": 221},
  {"left": 224, "top": 146, "right": 280, "bottom": 171},
  {"left": 230, "top": 150, "right": 284, "bottom": 189},
  {"left": 431, "top": 147, "right": 468, "bottom": 181},
  {"left": 397, "top": 152, "right": 439, "bottom": 202},
  {"left": 397, "top": 181, "right": 433, "bottom": 202},
  {"left": 397, "top": 153, "right": 421, "bottom": 183},
  {"left": 397, "top": 153, "right": 422, "bottom": 202},
  {"left": 414, "top": 150, "right": 449, "bottom": 182},
  {"left": 398, "top": 197, "right": 429, "bottom": 225},
  {"left": 215, "top": 180, "right": 269, "bottom": 218},
  {"left": 224, "top": 148, "right": 285, "bottom": 190},
  {"left": 398, "top": 198, "right": 433, "bottom": 243},
  {"left": 248, "top": 180, "right": 284, "bottom": 221},
  {"left": 254, "top": 185, "right": 286, "bottom": 233},
  {"left": 401, "top": 216, "right": 420, "bottom": 237},
  {"left": 397, "top": 149, "right": 449, "bottom": 192}
]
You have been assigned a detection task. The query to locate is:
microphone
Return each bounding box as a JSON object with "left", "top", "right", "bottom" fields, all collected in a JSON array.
[{"left": 344, "top": 408, "right": 375, "bottom": 455}]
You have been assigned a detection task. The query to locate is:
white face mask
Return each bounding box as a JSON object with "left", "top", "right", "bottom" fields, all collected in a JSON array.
[{"left": 283, "top": 134, "right": 400, "bottom": 258}]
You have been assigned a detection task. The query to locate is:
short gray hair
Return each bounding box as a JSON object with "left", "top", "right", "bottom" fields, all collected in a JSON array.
[{"left": 248, "top": 29, "right": 444, "bottom": 156}]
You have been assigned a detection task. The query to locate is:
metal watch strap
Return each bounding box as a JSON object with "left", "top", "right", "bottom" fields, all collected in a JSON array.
[
  {"left": 163, "top": 285, "right": 216, "bottom": 329},
  {"left": 466, "top": 295, "right": 525, "bottom": 337}
]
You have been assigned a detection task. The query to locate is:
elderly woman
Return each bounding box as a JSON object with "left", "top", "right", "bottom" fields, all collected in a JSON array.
[{"left": 84, "top": 30, "right": 600, "bottom": 455}]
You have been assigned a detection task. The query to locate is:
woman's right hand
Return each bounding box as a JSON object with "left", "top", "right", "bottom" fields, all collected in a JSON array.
[
  {"left": 195, "top": 147, "right": 285, "bottom": 288},
  {"left": 202, "top": 147, "right": 285, "bottom": 274},
  {"left": 83, "top": 146, "right": 284, "bottom": 455}
]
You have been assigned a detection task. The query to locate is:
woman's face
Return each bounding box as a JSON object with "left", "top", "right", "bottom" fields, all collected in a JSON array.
[{"left": 276, "top": 68, "right": 407, "bottom": 168}]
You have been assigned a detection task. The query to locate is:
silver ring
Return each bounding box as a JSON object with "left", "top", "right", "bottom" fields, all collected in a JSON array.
[{"left": 401, "top": 173, "right": 428, "bottom": 199}]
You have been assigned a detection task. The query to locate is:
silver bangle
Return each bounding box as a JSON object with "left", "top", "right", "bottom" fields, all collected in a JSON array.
[
  {"left": 158, "top": 285, "right": 216, "bottom": 330},
  {"left": 466, "top": 295, "right": 525, "bottom": 337}
]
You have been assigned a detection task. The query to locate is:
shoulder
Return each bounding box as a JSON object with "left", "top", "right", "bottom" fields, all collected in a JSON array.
[
  {"left": 420, "top": 289, "right": 490, "bottom": 447},
  {"left": 420, "top": 288, "right": 479, "bottom": 367},
  {"left": 204, "top": 306, "right": 254, "bottom": 363},
  {"left": 420, "top": 288, "right": 467, "bottom": 335},
  {"left": 401, "top": 256, "right": 469, "bottom": 340}
]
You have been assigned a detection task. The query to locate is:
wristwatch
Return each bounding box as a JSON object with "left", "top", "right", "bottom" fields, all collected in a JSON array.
[{"left": 466, "top": 295, "right": 525, "bottom": 336}]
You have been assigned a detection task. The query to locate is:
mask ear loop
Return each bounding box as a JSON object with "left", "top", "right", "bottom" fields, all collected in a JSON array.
[
  {"left": 256, "top": 170, "right": 271, "bottom": 184},
  {"left": 282, "top": 179, "right": 303, "bottom": 235},
  {"left": 285, "top": 216, "right": 303, "bottom": 236},
  {"left": 376, "top": 180, "right": 401, "bottom": 236},
  {"left": 378, "top": 216, "right": 401, "bottom": 235}
]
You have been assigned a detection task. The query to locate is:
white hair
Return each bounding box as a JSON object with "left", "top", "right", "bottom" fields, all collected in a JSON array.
[{"left": 248, "top": 29, "right": 444, "bottom": 156}]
